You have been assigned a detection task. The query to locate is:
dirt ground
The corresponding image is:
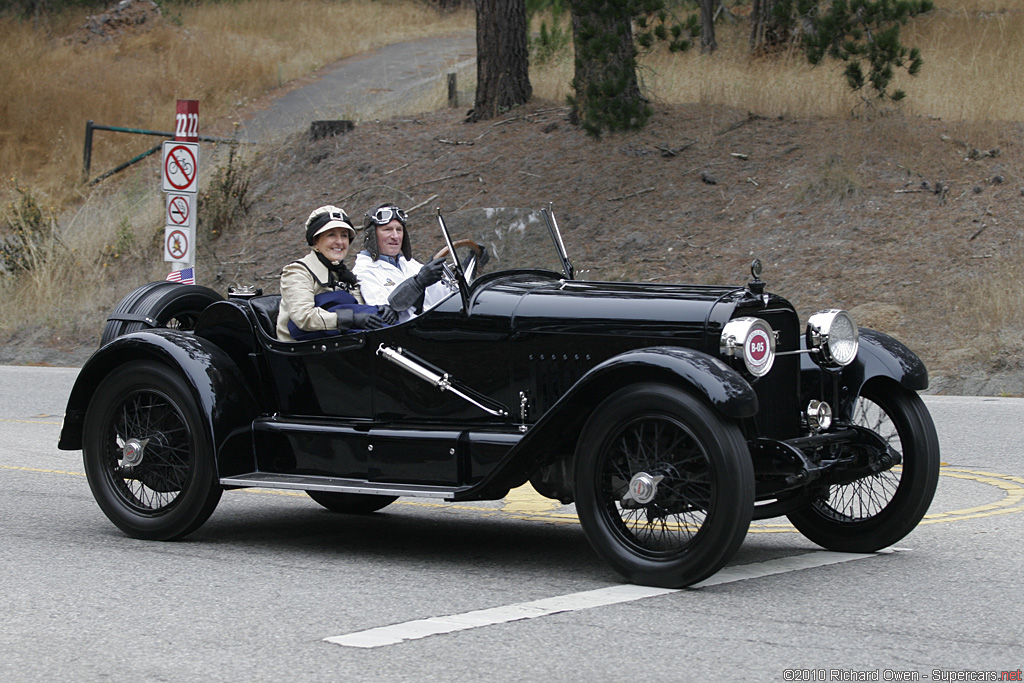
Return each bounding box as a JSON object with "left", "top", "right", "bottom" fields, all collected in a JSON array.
[
  {"left": 199, "top": 99, "right": 1023, "bottom": 396},
  {"left": 5, "top": 98, "right": 1022, "bottom": 396}
]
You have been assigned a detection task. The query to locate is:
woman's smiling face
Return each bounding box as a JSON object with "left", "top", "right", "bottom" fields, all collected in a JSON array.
[{"left": 314, "top": 227, "right": 351, "bottom": 261}]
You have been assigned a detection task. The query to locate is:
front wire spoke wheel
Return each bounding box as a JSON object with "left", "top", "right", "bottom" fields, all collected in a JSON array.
[
  {"left": 787, "top": 381, "right": 940, "bottom": 552},
  {"left": 815, "top": 396, "right": 902, "bottom": 521},
  {"left": 604, "top": 416, "right": 710, "bottom": 552},
  {"left": 575, "top": 384, "right": 753, "bottom": 588}
]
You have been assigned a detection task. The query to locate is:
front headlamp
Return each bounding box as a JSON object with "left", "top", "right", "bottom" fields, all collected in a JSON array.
[
  {"left": 806, "top": 309, "right": 859, "bottom": 367},
  {"left": 721, "top": 317, "right": 776, "bottom": 377}
]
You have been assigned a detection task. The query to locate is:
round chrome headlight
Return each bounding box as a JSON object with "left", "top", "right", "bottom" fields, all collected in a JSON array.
[
  {"left": 806, "top": 309, "right": 859, "bottom": 367},
  {"left": 721, "top": 317, "right": 775, "bottom": 377}
]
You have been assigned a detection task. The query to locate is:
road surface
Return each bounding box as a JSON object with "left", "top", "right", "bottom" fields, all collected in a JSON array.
[{"left": 2, "top": 366, "right": 1022, "bottom": 681}]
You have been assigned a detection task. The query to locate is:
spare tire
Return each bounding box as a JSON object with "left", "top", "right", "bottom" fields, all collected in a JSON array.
[{"left": 100, "top": 281, "right": 223, "bottom": 346}]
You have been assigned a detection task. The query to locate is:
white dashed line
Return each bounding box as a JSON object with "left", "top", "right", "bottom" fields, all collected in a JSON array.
[{"left": 324, "top": 549, "right": 897, "bottom": 648}]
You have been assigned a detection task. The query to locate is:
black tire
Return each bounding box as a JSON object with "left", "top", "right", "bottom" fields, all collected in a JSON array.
[
  {"left": 100, "top": 282, "right": 223, "bottom": 346},
  {"left": 574, "top": 384, "right": 754, "bottom": 588},
  {"left": 305, "top": 491, "right": 398, "bottom": 514},
  {"left": 82, "top": 361, "right": 222, "bottom": 540},
  {"left": 786, "top": 381, "right": 940, "bottom": 552}
]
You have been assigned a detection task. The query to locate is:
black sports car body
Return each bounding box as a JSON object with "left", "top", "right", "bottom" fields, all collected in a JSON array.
[{"left": 59, "top": 206, "right": 940, "bottom": 588}]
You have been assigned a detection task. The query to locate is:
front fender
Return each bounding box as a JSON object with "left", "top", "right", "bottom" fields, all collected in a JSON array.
[
  {"left": 58, "top": 330, "right": 258, "bottom": 476},
  {"left": 576, "top": 346, "right": 760, "bottom": 418},
  {"left": 845, "top": 328, "right": 929, "bottom": 391},
  {"left": 524, "top": 345, "right": 757, "bottom": 446},
  {"left": 801, "top": 328, "right": 928, "bottom": 420},
  {"left": 840, "top": 328, "right": 928, "bottom": 417},
  {"left": 467, "top": 346, "right": 757, "bottom": 497}
]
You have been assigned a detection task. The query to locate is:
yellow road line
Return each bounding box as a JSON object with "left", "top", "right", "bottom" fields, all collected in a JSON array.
[
  {"left": 7, "top": 463, "right": 1023, "bottom": 530},
  {"left": 1, "top": 464, "right": 84, "bottom": 476}
]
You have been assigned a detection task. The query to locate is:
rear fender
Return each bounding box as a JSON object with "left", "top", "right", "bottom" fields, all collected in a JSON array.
[{"left": 58, "top": 330, "right": 258, "bottom": 476}]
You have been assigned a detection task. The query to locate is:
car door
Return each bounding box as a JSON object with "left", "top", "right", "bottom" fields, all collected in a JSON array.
[{"left": 367, "top": 284, "right": 521, "bottom": 485}]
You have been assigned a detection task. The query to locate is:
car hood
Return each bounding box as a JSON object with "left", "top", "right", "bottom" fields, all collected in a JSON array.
[{"left": 507, "top": 279, "right": 750, "bottom": 339}]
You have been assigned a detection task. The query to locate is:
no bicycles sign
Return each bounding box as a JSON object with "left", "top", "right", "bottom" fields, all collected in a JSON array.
[{"left": 161, "top": 140, "right": 199, "bottom": 193}]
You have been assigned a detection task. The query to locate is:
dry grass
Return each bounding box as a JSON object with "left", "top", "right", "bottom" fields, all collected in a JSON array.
[
  {"left": 951, "top": 244, "right": 1024, "bottom": 359},
  {"left": 0, "top": 0, "right": 473, "bottom": 204},
  {"left": 3, "top": 0, "right": 1015, "bottom": 203},
  {"left": 1, "top": 0, "right": 1022, "bottom": 385},
  {"left": 530, "top": 0, "right": 1024, "bottom": 122}
]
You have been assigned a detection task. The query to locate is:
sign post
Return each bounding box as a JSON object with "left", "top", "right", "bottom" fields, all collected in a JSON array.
[{"left": 163, "top": 99, "right": 199, "bottom": 283}]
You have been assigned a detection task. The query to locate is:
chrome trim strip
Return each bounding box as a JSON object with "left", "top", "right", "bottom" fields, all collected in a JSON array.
[
  {"left": 775, "top": 348, "right": 814, "bottom": 357},
  {"left": 377, "top": 344, "right": 509, "bottom": 417},
  {"left": 220, "top": 472, "right": 459, "bottom": 498}
]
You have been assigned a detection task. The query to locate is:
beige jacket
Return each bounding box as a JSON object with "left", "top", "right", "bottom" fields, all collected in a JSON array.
[{"left": 276, "top": 251, "right": 365, "bottom": 341}]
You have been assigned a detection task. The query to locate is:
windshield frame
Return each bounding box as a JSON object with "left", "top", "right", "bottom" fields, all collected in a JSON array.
[
  {"left": 433, "top": 205, "right": 576, "bottom": 290},
  {"left": 541, "top": 204, "right": 574, "bottom": 280},
  {"left": 435, "top": 208, "right": 471, "bottom": 311}
]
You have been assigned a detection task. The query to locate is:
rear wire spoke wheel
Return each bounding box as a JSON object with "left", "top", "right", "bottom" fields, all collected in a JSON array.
[
  {"left": 575, "top": 384, "right": 753, "bottom": 588},
  {"left": 82, "top": 361, "right": 221, "bottom": 540},
  {"left": 305, "top": 491, "right": 398, "bottom": 514},
  {"left": 786, "top": 381, "right": 940, "bottom": 552}
]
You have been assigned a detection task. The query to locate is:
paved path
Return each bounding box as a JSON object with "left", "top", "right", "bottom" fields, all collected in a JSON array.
[{"left": 235, "top": 33, "right": 476, "bottom": 144}]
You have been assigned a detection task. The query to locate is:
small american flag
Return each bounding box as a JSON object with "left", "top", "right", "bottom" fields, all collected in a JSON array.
[{"left": 166, "top": 267, "right": 195, "bottom": 285}]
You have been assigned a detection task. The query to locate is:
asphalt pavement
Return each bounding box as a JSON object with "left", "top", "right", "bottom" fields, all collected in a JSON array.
[{"left": 3, "top": 366, "right": 1023, "bottom": 681}]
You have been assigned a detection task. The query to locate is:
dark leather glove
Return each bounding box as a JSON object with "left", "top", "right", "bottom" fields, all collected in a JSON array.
[
  {"left": 414, "top": 258, "right": 446, "bottom": 288},
  {"left": 388, "top": 278, "right": 424, "bottom": 312},
  {"left": 377, "top": 304, "right": 398, "bottom": 325},
  {"left": 353, "top": 310, "right": 386, "bottom": 330}
]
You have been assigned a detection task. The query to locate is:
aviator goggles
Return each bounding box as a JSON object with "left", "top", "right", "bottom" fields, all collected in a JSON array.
[{"left": 367, "top": 206, "right": 408, "bottom": 226}]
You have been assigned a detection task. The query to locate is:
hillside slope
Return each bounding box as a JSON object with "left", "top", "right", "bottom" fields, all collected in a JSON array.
[
  {"left": 204, "top": 99, "right": 1022, "bottom": 395},
  {"left": 5, "top": 99, "right": 1021, "bottom": 396}
]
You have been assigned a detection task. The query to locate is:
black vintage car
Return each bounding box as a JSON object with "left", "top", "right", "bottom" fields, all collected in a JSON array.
[{"left": 58, "top": 207, "right": 940, "bottom": 588}]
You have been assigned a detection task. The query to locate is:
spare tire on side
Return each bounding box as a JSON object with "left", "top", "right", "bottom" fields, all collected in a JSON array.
[{"left": 100, "top": 281, "right": 223, "bottom": 346}]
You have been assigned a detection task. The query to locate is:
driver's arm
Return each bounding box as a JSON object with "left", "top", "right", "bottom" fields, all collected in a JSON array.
[
  {"left": 388, "top": 258, "right": 446, "bottom": 312},
  {"left": 387, "top": 277, "right": 426, "bottom": 312}
]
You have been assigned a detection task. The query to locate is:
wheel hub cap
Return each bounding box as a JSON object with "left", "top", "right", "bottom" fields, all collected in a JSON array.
[
  {"left": 623, "top": 471, "right": 664, "bottom": 506},
  {"left": 121, "top": 438, "right": 148, "bottom": 467}
]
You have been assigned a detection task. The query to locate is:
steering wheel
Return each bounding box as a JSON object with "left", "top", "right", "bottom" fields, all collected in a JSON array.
[
  {"left": 432, "top": 238, "right": 483, "bottom": 263},
  {"left": 433, "top": 239, "right": 486, "bottom": 283}
]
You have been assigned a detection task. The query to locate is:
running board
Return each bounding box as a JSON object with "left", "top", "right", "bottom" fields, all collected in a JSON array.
[{"left": 219, "top": 472, "right": 463, "bottom": 499}]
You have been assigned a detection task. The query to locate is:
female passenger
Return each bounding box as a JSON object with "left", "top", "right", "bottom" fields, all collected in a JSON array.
[{"left": 276, "top": 205, "right": 396, "bottom": 341}]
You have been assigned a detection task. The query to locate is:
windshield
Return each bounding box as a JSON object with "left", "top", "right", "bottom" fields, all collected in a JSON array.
[{"left": 431, "top": 207, "right": 573, "bottom": 284}]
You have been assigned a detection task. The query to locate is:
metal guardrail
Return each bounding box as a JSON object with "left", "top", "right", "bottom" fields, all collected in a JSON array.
[{"left": 82, "top": 121, "right": 241, "bottom": 186}]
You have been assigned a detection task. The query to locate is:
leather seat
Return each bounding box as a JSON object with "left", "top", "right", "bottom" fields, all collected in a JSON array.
[{"left": 248, "top": 295, "right": 281, "bottom": 338}]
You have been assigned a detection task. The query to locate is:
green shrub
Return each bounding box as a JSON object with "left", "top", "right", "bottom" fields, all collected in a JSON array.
[
  {"left": 197, "top": 144, "right": 253, "bottom": 240},
  {"left": 528, "top": 0, "right": 571, "bottom": 64},
  {"left": 0, "top": 183, "right": 61, "bottom": 275}
]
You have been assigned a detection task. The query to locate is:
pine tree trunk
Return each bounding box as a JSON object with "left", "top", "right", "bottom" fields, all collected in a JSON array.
[
  {"left": 469, "top": 0, "right": 532, "bottom": 122},
  {"left": 568, "top": 2, "right": 646, "bottom": 135},
  {"left": 750, "top": 0, "right": 784, "bottom": 53},
  {"left": 700, "top": 0, "right": 717, "bottom": 54}
]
